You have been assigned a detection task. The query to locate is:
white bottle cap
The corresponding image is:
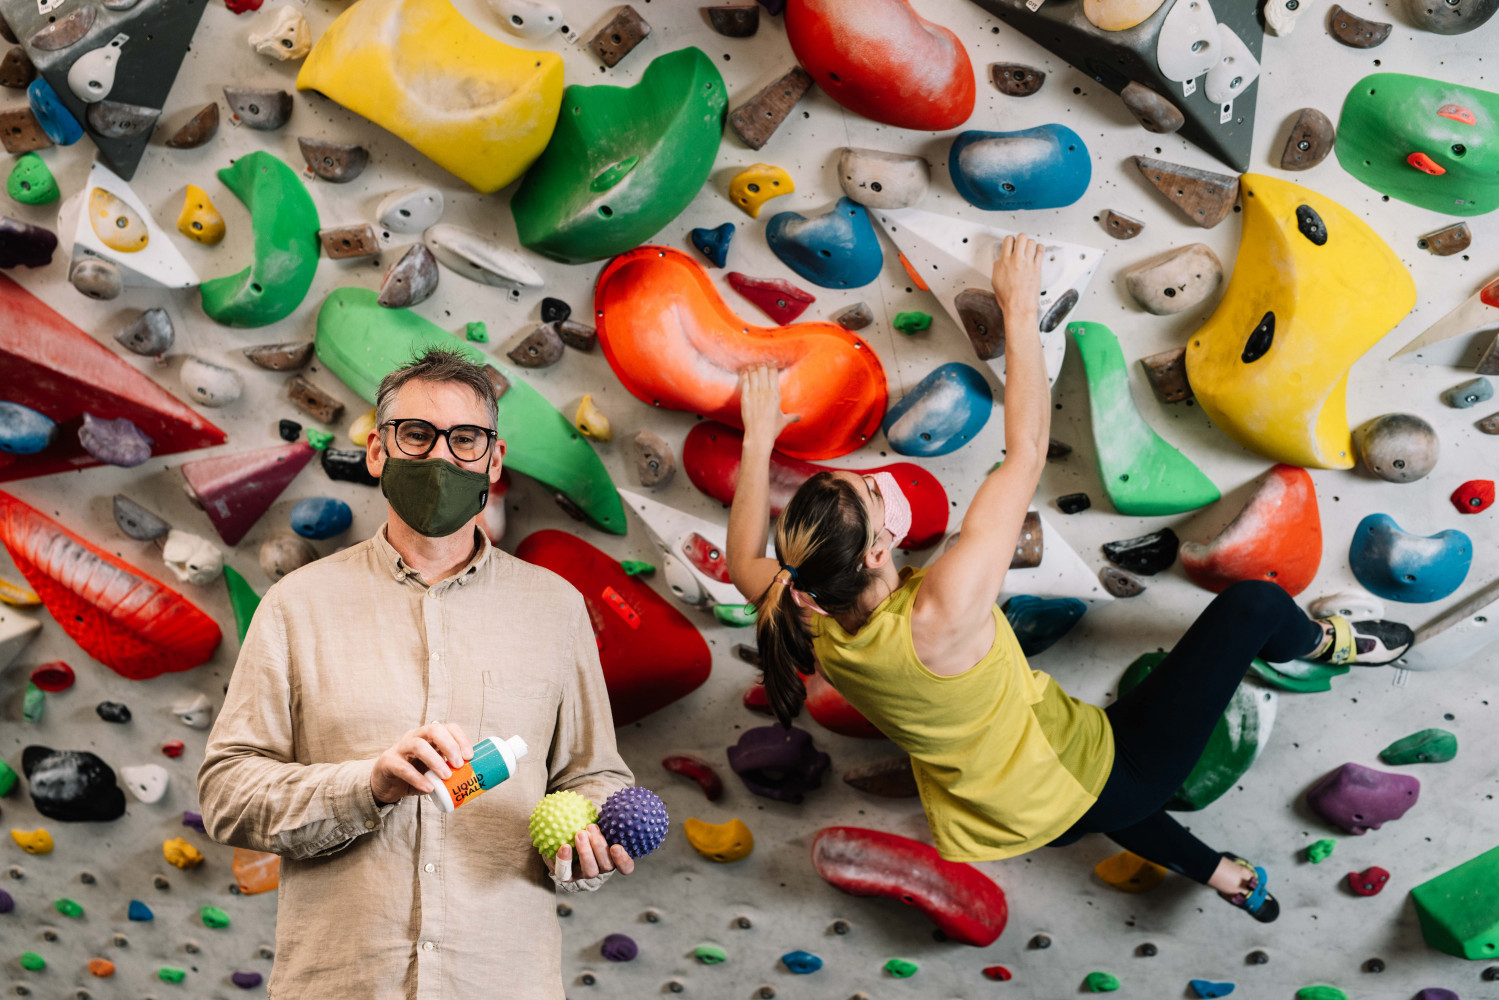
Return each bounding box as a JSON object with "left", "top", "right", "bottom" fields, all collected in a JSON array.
[{"left": 504, "top": 735, "right": 528, "bottom": 760}]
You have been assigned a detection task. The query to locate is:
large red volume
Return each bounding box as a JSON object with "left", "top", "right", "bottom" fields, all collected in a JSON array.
[
  {"left": 181, "top": 442, "right": 315, "bottom": 546},
  {"left": 0, "top": 273, "right": 226, "bottom": 482},
  {"left": 682, "top": 421, "right": 948, "bottom": 550},
  {"left": 514, "top": 529, "right": 711, "bottom": 726},
  {"left": 785, "top": 0, "right": 976, "bottom": 131},
  {"left": 1180, "top": 464, "right": 1322, "bottom": 596},
  {"left": 0, "top": 491, "right": 222, "bottom": 679},
  {"left": 810, "top": 826, "right": 1008, "bottom": 946}
]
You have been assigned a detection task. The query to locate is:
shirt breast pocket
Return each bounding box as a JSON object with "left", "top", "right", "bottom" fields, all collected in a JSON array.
[{"left": 479, "top": 671, "right": 555, "bottom": 771}]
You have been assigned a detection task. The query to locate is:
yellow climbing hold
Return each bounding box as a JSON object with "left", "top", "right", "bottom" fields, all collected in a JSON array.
[
  {"left": 348, "top": 408, "right": 378, "bottom": 447},
  {"left": 729, "top": 163, "right": 794, "bottom": 218},
  {"left": 163, "top": 837, "right": 205, "bottom": 870},
  {"left": 1185, "top": 174, "right": 1416, "bottom": 470},
  {"left": 684, "top": 817, "right": 754, "bottom": 863},
  {"left": 1093, "top": 850, "right": 1167, "bottom": 893},
  {"left": 574, "top": 395, "right": 612, "bottom": 443},
  {"left": 88, "top": 187, "right": 149, "bottom": 253},
  {"left": 11, "top": 828, "right": 54, "bottom": 854},
  {"left": 297, "top": 0, "right": 564, "bottom": 193},
  {"left": 177, "top": 185, "right": 226, "bottom": 246},
  {"left": 0, "top": 574, "right": 40, "bottom": 606}
]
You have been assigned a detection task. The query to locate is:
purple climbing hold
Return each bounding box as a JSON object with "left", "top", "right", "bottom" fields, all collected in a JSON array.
[
  {"left": 231, "top": 970, "right": 263, "bottom": 989},
  {"left": 0, "top": 889, "right": 13, "bottom": 913},
  {"left": 1414, "top": 990, "right": 1459, "bottom": 1000},
  {"left": 1306, "top": 762, "right": 1420, "bottom": 835},
  {"left": 181, "top": 811, "right": 205, "bottom": 833},
  {"left": 78, "top": 412, "right": 154, "bottom": 467},
  {"left": 597, "top": 786, "right": 670, "bottom": 857},
  {"left": 727, "top": 725, "right": 830, "bottom": 803},
  {"left": 757, "top": 0, "right": 785, "bottom": 13},
  {"left": 601, "top": 932, "right": 638, "bottom": 962}
]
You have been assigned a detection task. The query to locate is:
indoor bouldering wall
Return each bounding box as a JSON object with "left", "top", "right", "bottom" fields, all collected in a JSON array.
[{"left": 2, "top": 0, "right": 1499, "bottom": 997}]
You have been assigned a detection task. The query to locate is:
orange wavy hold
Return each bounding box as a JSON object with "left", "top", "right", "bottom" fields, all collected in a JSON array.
[
  {"left": 1180, "top": 464, "right": 1322, "bottom": 597},
  {"left": 594, "top": 246, "right": 887, "bottom": 461}
]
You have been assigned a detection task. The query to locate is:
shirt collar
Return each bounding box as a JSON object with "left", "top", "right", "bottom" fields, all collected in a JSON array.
[{"left": 372, "top": 522, "right": 492, "bottom": 588}]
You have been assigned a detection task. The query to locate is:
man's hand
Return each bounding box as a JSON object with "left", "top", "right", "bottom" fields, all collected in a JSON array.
[
  {"left": 370, "top": 723, "right": 472, "bottom": 805},
  {"left": 990, "top": 233, "right": 1045, "bottom": 313},
  {"left": 543, "top": 823, "right": 635, "bottom": 891}
]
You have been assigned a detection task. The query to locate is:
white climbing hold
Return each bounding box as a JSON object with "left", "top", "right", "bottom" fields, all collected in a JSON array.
[
  {"left": 66, "top": 33, "right": 129, "bottom": 103},
  {"left": 179, "top": 357, "right": 244, "bottom": 408},
  {"left": 487, "top": 0, "right": 563, "bottom": 37},
  {"left": 172, "top": 692, "right": 214, "bottom": 729},
  {"left": 121, "top": 764, "right": 169, "bottom": 804},
  {"left": 161, "top": 528, "right": 224, "bottom": 586},
  {"left": 836, "top": 148, "right": 931, "bottom": 210},
  {"left": 1204, "top": 22, "right": 1260, "bottom": 105},
  {"left": 249, "top": 7, "right": 312, "bottom": 61},
  {"left": 424, "top": 223, "right": 545, "bottom": 290},
  {"left": 377, "top": 186, "right": 444, "bottom": 234},
  {"left": 1157, "top": 0, "right": 1219, "bottom": 83}
]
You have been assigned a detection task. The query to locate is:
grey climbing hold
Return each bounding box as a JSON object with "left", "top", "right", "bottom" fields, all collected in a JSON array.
[
  {"left": 377, "top": 244, "right": 439, "bottom": 308},
  {"left": 86, "top": 100, "right": 159, "bottom": 139},
  {"left": 165, "top": 103, "right": 218, "bottom": 149},
  {"left": 1099, "top": 566, "right": 1146, "bottom": 598},
  {"left": 1123, "top": 243, "right": 1223, "bottom": 315},
  {"left": 1403, "top": 0, "right": 1498, "bottom": 32},
  {"left": 989, "top": 62, "right": 1044, "bottom": 96},
  {"left": 632, "top": 430, "right": 676, "bottom": 487},
  {"left": 377, "top": 186, "right": 443, "bottom": 234},
  {"left": 1139, "top": 347, "right": 1192, "bottom": 404},
  {"left": 1279, "top": 108, "right": 1336, "bottom": 171},
  {"left": 834, "top": 302, "right": 873, "bottom": 330},
  {"left": 79, "top": 413, "right": 152, "bottom": 467},
  {"left": 1120, "top": 80, "right": 1183, "bottom": 134},
  {"left": 1444, "top": 377, "right": 1492, "bottom": 408},
  {"left": 1353, "top": 413, "right": 1439, "bottom": 483},
  {"left": 69, "top": 258, "right": 121, "bottom": 299},
  {"left": 180, "top": 356, "right": 243, "bottom": 407},
  {"left": 243, "top": 341, "right": 314, "bottom": 371},
  {"left": 112, "top": 494, "right": 169, "bottom": 540},
  {"left": 836, "top": 147, "right": 930, "bottom": 210},
  {"left": 222, "top": 87, "right": 293, "bottom": 130},
  {"left": 298, "top": 137, "right": 369, "bottom": 183},
  {"left": 1100, "top": 210, "right": 1143, "bottom": 240},
  {"left": 706, "top": 4, "right": 759, "bottom": 36},
  {"left": 507, "top": 324, "right": 564, "bottom": 368},
  {"left": 114, "top": 308, "right": 173, "bottom": 355},
  {"left": 260, "top": 534, "right": 316, "bottom": 579}
]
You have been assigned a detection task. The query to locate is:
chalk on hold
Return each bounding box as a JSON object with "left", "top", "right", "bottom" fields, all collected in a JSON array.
[
  {"left": 1280, "top": 108, "right": 1336, "bottom": 171},
  {"left": 728, "top": 66, "right": 812, "bottom": 150},
  {"left": 1445, "top": 377, "right": 1492, "bottom": 408},
  {"left": 69, "top": 257, "right": 120, "bottom": 299},
  {"left": 1348, "top": 866, "right": 1390, "bottom": 896},
  {"left": 726, "top": 271, "right": 815, "bottom": 323},
  {"left": 588, "top": 5, "right": 651, "bottom": 67},
  {"left": 1123, "top": 243, "right": 1222, "bottom": 315},
  {"left": 378, "top": 186, "right": 443, "bottom": 234},
  {"left": 1349, "top": 513, "right": 1471, "bottom": 603},
  {"left": 631, "top": 431, "right": 675, "bottom": 488},
  {"left": 1307, "top": 762, "right": 1419, "bottom": 834},
  {"left": 574, "top": 395, "right": 612, "bottom": 443},
  {"left": 1381, "top": 729, "right": 1458, "bottom": 765},
  {"left": 528, "top": 789, "right": 599, "bottom": 859},
  {"left": 1327, "top": 4, "right": 1391, "bottom": 46},
  {"left": 1103, "top": 528, "right": 1178, "bottom": 575},
  {"left": 950, "top": 125, "right": 1091, "bottom": 211},
  {"left": 115, "top": 308, "right": 174, "bottom": 356},
  {"left": 728, "top": 725, "right": 829, "bottom": 803},
  {"left": 690, "top": 222, "right": 734, "bottom": 268},
  {"left": 1099, "top": 566, "right": 1145, "bottom": 598},
  {"left": 1084, "top": 971, "right": 1121, "bottom": 992},
  {"left": 881, "top": 362, "right": 992, "bottom": 458},
  {"left": 1121, "top": 80, "right": 1182, "bottom": 134},
  {"left": 836, "top": 147, "right": 930, "bottom": 210},
  {"left": 223, "top": 86, "right": 293, "bottom": 129},
  {"left": 685, "top": 817, "right": 754, "bottom": 861},
  {"left": 251, "top": 6, "right": 311, "bottom": 59},
  {"left": 990, "top": 62, "right": 1044, "bottom": 96},
  {"left": 1403, "top": 0, "right": 1498, "bottom": 31},
  {"left": 706, "top": 4, "right": 759, "bottom": 36},
  {"left": 377, "top": 244, "right": 439, "bottom": 309},
  {"left": 1094, "top": 850, "right": 1167, "bottom": 893},
  {"left": 425, "top": 223, "right": 543, "bottom": 289},
  {"left": 729, "top": 163, "right": 794, "bottom": 218},
  {"left": 163, "top": 836, "right": 204, "bottom": 869},
  {"left": 1353, "top": 413, "right": 1439, "bottom": 483},
  {"left": 766, "top": 197, "right": 882, "bottom": 289},
  {"left": 1418, "top": 222, "right": 1472, "bottom": 257},
  {"left": 1100, "top": 209, "right": 1143, "bottom": 240},
  {"left": 1410, "top": 841, "right": 1499, "bottom": 959},
  {"left": 1133, "top": 156, "right": 1238, "bottom": 229},
  {"left": 1180, "top": 464, "right": 1322, "bottom": 597}
]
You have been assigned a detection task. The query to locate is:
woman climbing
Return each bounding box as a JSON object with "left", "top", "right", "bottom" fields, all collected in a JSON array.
[{"left": 724, "top": 234, "right": 1415, "bottom": 923}]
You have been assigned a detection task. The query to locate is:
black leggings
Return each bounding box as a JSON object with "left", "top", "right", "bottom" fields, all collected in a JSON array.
[{"left": 1047, "top": 580, "right": 1321, "bottom": 884}]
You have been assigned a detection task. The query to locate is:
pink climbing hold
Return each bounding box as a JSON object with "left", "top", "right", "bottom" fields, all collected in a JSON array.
[
  {"left": 1451, "top": 479, "right": 1494, "bottom": 514},
  {"left": 726, "top": 271, "right": 816, "bottom": 324},
  {"left": 1307, "top": 762, "right": 1420, "bottom": 835},
  {"left": 1180, "top": 464, "right": 1322, "bottom": 597},
  {"left": 1347, "top": 865, "right": 1391, "bottom": 896}
]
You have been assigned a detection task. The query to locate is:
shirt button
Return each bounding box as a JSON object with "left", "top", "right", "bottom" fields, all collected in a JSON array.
[
  {"left": 428, "top": 718, "right": 438, "bottom": 725},
  {"left": 422, "top": 941, "right": 434, "bottom": 952},
  {"left": 427, "top": 591, "right": 438, "bottom": 600},
  {"left": 429, "top": 652, "right": 441, "bottom": 662},
  {"left": 424, "top": 863, "right": 435, "bottom": 873},
  {"left": 365, "top": 820, "right": 376, "bottom": 830}
]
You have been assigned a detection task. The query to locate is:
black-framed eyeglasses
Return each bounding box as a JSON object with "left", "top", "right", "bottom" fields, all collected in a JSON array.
[{"left": 380, "top": 419, "right": 496, "bottom": 463}]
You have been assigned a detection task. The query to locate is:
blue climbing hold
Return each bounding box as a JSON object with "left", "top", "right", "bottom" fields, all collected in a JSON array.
[
  {"left": 0, "top": 400, "right": 57, "bottom": 455},
  {"left": 881, "top": 362, "right": 993, "bottom": 457},
  {"left": 781, "top": 949, "right": 823, "bottom": 974},
  {"left": 949, "top": 124, "right": 1091, "bottom": 211},
  {"left": 1190, "top": 980, "right": 1236, "bottom": 998},
  {"left": 1443, "top": 376, "right": 1493, "bottom": 409},
  {"left": 289, "top": 497, "right": 353, "bottom": 540},
  {"left": 27, "top": 78, "right": 84, "bottom": 146},
  {"left": 764, "top": 197, "right": 883, "bottom": 289},
  {"left": 1349, "top": 513, "right": 1471, "bottom": 604},
  {"left": 1002, "top": 596, "right": 1087, "bottom": 657},
  {"left": 690, "top": 222, "right": 735, "bottom": 268},
  {"left": 128, "top": 899, "right": 154, "bottom": 921}
]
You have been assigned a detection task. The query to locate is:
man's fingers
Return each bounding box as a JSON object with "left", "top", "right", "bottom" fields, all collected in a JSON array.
[
  {"left": 574, "top": 829, "right": 601, "bottom": 880},
  {"left": 426, "top": 727, "right": 465, "bottom": 769},
  {"left": 586, "top": 825, "right": 613, "bottom": 873},
  {"left": 609, "top": 844, "right": 635, "bottom": 876},
  {"left": 406, "top": 738, "right": 452, "bottom": 780},
  {"left": 445, "top": 723, "right": 473, "bottom": 760},
  {"left": 391, "top": 759, "right": 433, "bottom": 794}
]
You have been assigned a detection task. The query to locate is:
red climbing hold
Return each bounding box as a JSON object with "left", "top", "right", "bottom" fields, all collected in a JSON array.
[
  {"left": 810, "top": 826, "right": 1008, "bottom": 946},
  {"left": 983, "top": 965, "right": 1013, "bottom": 981},
  {"left": 1348, "top": 865, "right": 1391, "bottom": 896},
  {"left": 743, "top": 677, "right": 773, "bottom": 715},
  {"left": 181, "top": 442, "right": 315, "bottom": 546},
  {"left": 1407, "top": 152, "right": 1447, "bottom": 175},
  {"left": 162, "top": 740, "right": 186, "bottom": 758},
  {"left": 1451, "top": 479, "right": 1495, "bottom": 514},
  {"left": 1437, "top": 104, "right": 1476, "bottom": 126},
  {"left": 805, "top": 670, "right": 884, "bottom": 739},
  {"left": 514, "top": 529, "right": 711, "bottom": 725},
  {"left": 785, "top": 0, "right": 976, "bottom": 132},
  {"left": 725, "top": 271, "right": 816, "bottom": 324},
  {"left": 29, "top": 661, "right": 75, "bottom": 692},
  {"left": 1180, "top": 464, "right": 1322, "bottom": 597},
  {"left": 224, "top": 0, "right": 264, "bottom": 13},
  {"left": 661, "top": 754, "right": 725, "bottom": 802}
]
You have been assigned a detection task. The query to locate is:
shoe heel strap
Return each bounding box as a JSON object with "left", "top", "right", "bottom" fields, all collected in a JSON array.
[{"left": 1327, "top": 615, "right": 1355, "bottom": 664}]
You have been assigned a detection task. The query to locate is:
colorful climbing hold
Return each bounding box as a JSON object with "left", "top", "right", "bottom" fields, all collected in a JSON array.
[
  {"left": 881, "top": 363, "right": 992, "bottom": 458},
  {"left": 1349, "top": 513, "right": 1471, "bottom": 604},
  {"left": 1452, "top": 480, "right": 1495, "bottom": 514},
  {"left": 11, "top": 828, "right": 52, "bottom": 854},
  {"left": 1308, "top": 839, "right": 1337, "bottom": 865},
  {"left": 949, "top": 125, "right": 1091, "bottom": 210},
  {"left": 601, "top": 933, "right": 637, "bottom": 961},
  {"left": 765, "top": 198, "right": 883, "bottom": 289},
  {"left": 163, "top": 837, "right": 204, "bottom": 869},
  {"left": 528, "top": 790, "right": 599, "bottom": 859},
  {"left": 1380, "top": 729, "right": 1458, "bottom": 765},
  {"left": 87, "top": 958, "right": 114, "bottom": 977},
  {"left": 662, "top": 755, "right": 723, "bottom": 801},
  {"left": 892, "top": 311, "right": 932, "bottom": 335},
  {"left": 158, "top": 967, "right": 188, "bottom": 983},
  {"left": 20, "top": 952, "right": 44, "bottom": 971},
  {"left": 728, "top": 726, "right": 829, "bottom": 803},
  {"left": 728, "top": 163, "right": 794, "bottom": 218},
  {"left": 128, "top": 899, "right": 153, "bottom": 920},
  {"left": 1348, "top": 866, "right": 1391, "bottom": 896},
  {"left": 983, "top": 965, "right": 1013, "bottom": 981},
  {"left": 1190, "top": 981, "right": 1235, "bottom": 999},
  {"left": 683, "top": 816, "right": 754, "bottom": 862},
  {"left": 1296, "top": 986, "right": 1349, "bottom": 1000},
  {"left": 1003, "top": 596, "right": 1086, "bottom": 657},
  {"left": 1094, "top": 850, "right": 1167, "bottom": 893},
  {"left": 1084, "top": 971, "right": 1121, "bottom": 992},
  {"left": 1180, "top": 464, "right": 1322, "bottom": 597},
  {"left": 690, "top": 223, "right": 735, "bottom": 268},
  {"left": 574, "top": 395, "right": 612, "bottom": 443},
  {"left": 290, "top": 497, "right": 352, "bottom": 540},
  {"left": 782, "top": 950, "right": 823, "bottom": 974},
  {"left": 1410, "top": 841, "right": 1499, "bottom": 958},
  {"left": 1307, "top": 762, "right": 1420, "bottom": 835},
  {"left": 695, "top": 943, "right": 728, "bottom": 964},
  {"left": 6, "top": 153, "right": 56, "bottom": 204}
]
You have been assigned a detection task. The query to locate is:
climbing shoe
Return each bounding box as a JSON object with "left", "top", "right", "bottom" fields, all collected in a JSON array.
[
  {"left": 1307, "top": 614, "right": 1414, "bottom": 666},
  {"left": 1218, "top": 852, "right": 1279, "bottom": 923}
]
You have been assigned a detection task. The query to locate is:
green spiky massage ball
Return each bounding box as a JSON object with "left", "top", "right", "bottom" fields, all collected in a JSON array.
[{"left": 528, "top": 790, "right": 599, "bottom": 859}]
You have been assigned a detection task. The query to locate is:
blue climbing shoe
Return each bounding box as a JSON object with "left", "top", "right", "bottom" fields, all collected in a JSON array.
[{"left": 1219, "top": 852, "right": 1280, "bottom": 923}]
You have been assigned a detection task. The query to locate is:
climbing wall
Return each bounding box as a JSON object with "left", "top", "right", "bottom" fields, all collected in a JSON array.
[{"left": 2, "top": 0, "right": 1498, "bottom": 997}]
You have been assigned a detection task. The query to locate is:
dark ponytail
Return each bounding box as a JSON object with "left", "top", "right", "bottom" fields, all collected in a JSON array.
[{"left": 754, "top": 473, "right": 876, "bottom": 728}]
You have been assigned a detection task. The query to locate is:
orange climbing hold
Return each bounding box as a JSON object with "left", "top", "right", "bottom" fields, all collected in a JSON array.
[
  {"left": 1094, "top": 850, "right": 1168, "bottom": 893},
  {"left": 1180, "top": 465, "right": 1322, "bottom": 597},
  {"left": 233, "top": 848, "right": 281, "bottom": 895},
  {"left": 87, "top": 958, "right": 115, "bottom": 977},
  {"left": 594, "top": 246, "right": 887, "bottom": 461}
]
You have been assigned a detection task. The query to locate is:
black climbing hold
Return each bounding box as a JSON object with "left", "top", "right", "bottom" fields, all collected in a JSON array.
[
  {"left": 832, "top": 919, "right": 851, "bottom": 935},
  {"left": 1057, "top": 492, "right": 1091, "bottom": 514},
  {"left": 1241, "top": 312, "right": 1275, "bottom": 364},
  {"left": 541, "top": 297, "right": 571, "bottom": 323},
  {"left": 557, "top": 903, "right": 572, "bottom": 917},
  {"left": 1102, "top": 528, "right": 1180, "bottom": 576},
  {"left": 321, "top": 447, "right": 380, "bottom": 487},
  {"left": 1029, "top": 933, "right": 1052, "bottom": 949},
  {"left": 278, "top": 418, "right": 302, "bottom": 442},
  {"left": 95, "top": 701, "right": 131, "bottom": 723},
  {"left": 1246, "top": 950, "right": 1270, "bottom": 965},
  {"left": 1295, "top": 204, "right": 1328, "bottom": 246},
  {"left": 736, "top": 915, "right": 753, "bottom": 929},
  {"left": 1137, "top": 942, "right": 1158, "bottom": 957},
  {"left": 1482, "top": 965, "right": 1499, "bottom": 981},
  {"left": 580, "top": 972, "right": 595, "bottom": 985},
  {"left": 21, "top": 746, "right": 126, "bottom": 823},
  {"left": 1040, "top": 288, "right": 1080, "bottom": 333},
  {"left": 1363, "top": 958, "right": 1385, "bottom": 973},
  {"left": 644, "top": 909, "right": 660, "bottom": 923}
]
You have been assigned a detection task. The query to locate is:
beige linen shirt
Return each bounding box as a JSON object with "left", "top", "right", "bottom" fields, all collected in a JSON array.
[{"left": 197, "top": 524, "right": 633, "bottom": 1000}]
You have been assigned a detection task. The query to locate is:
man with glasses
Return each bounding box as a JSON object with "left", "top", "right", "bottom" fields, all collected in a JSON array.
[{"left": 198, "top": 347, "right": 634, "bottom": 1000}]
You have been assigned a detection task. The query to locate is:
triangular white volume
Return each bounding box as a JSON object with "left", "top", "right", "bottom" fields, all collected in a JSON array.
[
  {"left": 0, "top": 609, "right": 41, "bottom": 671},
  {"left": 923, "top": 513, "right": 1114, "bottom": 605},
  {"left": 875, "top": 208, "right": 1105, "bottom": 387},
  {"left": 1395, "top": 575, "right": 1499, "bottom": 672},
  {"left": 1390, "top": 274, "right": 1499, "bottom": 363},
  {"left": 60, "top": 162, "right": 199, "bottom": 290},
  {"left": 618, "top": 488, "right": 769, "bottom": 609}
]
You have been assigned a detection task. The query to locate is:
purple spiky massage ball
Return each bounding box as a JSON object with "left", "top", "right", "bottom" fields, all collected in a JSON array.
[{"left": 597, "top": 786, "right": 669, "bottom": 857}]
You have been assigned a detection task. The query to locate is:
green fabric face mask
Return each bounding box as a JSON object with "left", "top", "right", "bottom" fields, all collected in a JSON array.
[{"left": 379, "top": 456, "right": 490, "bottom": 538}]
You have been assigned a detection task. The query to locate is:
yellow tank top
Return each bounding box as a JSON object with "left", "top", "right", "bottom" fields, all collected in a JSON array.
[{"left": 811, "top": 567, "right": 1115, "bottom": 862}]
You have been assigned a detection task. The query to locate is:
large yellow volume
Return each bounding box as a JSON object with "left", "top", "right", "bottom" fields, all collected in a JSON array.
[
  {"left": 297, "top": 0, "right": 563, "bottom": 193},
  {"left": 1185, "top": 173, "right": 1416, "bottom": 470}
]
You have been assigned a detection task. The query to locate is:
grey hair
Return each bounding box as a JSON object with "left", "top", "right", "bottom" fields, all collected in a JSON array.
[{"left": 374, "top": 347, "right": 500, "bottom": 430}]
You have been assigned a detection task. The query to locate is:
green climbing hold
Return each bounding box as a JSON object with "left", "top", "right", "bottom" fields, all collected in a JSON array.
[
  {"left": 465, "top": 321, "right": 489, "bottom": 344},
  {"left": 0, "top": 758, "right": 16, "bottom": 796},
  {"left": 1307, "top": 838, "right": 1336, "bottom": 864},
  {"left": 305, "top": 428, "right": 334, "bottom": 451},
  {"left": 893, "top": 311, "right": 933, "bottom": 334},
  {"left": 511, "top": 47, "right": 728, "bottom": 264},
  {"left": 1120, "top": 653, "right": 1271, "bottom": 810},
  {"left": 314, "top": 287, "right": 625, "bottom": 534},
  {"left": 1379, "top": 728, "right": 1458, "bottom": 765},
  {"left": 1069, "top": 321, "right": 1220, "bottom": 516},
  {"left": 20, "top": 952, "right": 44, "bottom": 971},
  {"left": 200, "top": 151, "right": 321, "bottom": 328},
  {"left": 1410, "top": 841, "right": 1499, "bottom": 959},
  {"left": 201, "top": 905, "right": 231, "bottom": 928},
  {"left": 1296, "top": 987, "right": 1348, "bottom": 1000},
  {"left": 223, "top": 566, "right": 262, "bottom": 646},
  {"left": 621, "top": 560, "right": 656, "bottom": 577},
  {"left": 53, "top": 897, "right": 83, "bottom": 918},
  {"left": 158, "top": 967, "right": 187, "bottom": 983},
  {"left": 884, "top": 958, "right": 919, "bottom": 978},
  {"left": 528, "top": 789, "right": 599, "bottom": 859},
  {"left": 1085, "top": 971, "right": 1122, "bottom": 992},
  {"left": 1337, "top": 73, "right": 1499, "bottom": 217},
  {"left": 695, "top": 944, "right": 728, "bottom": 964},
  {"left": 7, "top": 153, "right": 59, "bottom": 205},
  {"left": 22, "top": 681, "right": 43, "bottom": 722},
  {"left": 1248, "top": 657, "right": 1350, "bottom": 693},
  {"left": 713, "top": 603, "right": 758, "bottom": 627}
]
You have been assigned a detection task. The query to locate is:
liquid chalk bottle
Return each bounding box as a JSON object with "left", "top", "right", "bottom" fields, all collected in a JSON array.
[{"left": 429, "top": 735, "right": 528, "bottom": 812}]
